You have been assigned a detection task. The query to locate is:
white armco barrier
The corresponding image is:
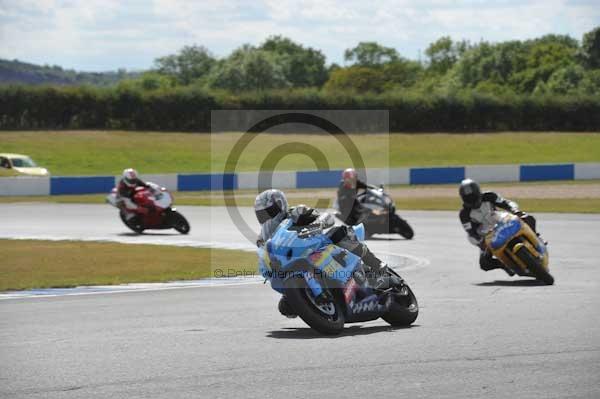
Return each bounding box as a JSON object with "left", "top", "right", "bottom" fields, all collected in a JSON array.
[
  {"left": 136, "top": 174, "right": 179, "bottom": 192},
  {"left": 0, "top": 176, "right": 50, "bottom": 196},
  {"left": 0, "top": 163, "right": 598, "bottom": 196},
  {"left": 237, "top": 171, "right": 297, "bottom": 190},
  {"left": 465, "top": 165, "right": 520, "bottom": 183},
  {"left": 575, "top": 163, "right": 600, "bottom": 180}
]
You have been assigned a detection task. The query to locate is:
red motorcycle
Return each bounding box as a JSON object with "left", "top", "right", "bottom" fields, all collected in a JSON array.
[{"left": 106, "top": 182, "right": 190, "bottom": 234}]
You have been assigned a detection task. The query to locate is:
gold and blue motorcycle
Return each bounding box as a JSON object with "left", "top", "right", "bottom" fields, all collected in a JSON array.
[{"left": 484, "top": 211, "right": 554, "bottom": 285}]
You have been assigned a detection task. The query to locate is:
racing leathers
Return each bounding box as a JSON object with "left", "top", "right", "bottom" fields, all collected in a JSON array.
[
  {"left": 460, "top": 192, "right": 536, "bottom": 274},
  {"left": 116, "top": 178, "right": 151, "bottom": 216},
  {"left": 337, "top": 179, "right": 372, "bottom": 225}
]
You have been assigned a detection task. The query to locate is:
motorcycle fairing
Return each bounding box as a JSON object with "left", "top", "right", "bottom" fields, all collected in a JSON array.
[
  {"left": 490, "top": 218, "right": 522, "bottom": 249},
  {"left": 485, "top": 212, "right": 549, "bottom": 274},
  {"left": 258, "top": 219, "right": 363, "bottom": 299}
]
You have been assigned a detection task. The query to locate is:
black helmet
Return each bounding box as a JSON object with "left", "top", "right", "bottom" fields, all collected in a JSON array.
[{"left": 459, "top": 179, "right": 482, "bottom": 208}]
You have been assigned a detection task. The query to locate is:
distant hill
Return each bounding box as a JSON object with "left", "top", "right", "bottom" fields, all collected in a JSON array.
[{"left": 0, "top": 59, "right": 142, "bottom": 86}]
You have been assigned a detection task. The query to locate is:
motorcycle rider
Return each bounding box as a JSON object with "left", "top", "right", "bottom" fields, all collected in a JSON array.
[
  {"left": 336, "top": 168, "right": 373, "bottom": 225},
  {"left": 459, "top": 179, "right": 539, "bottom": 275},
  {"left": 116, "top": 168, "right": 155, "bottom": 216},
  {"left": 254, "top": 189, "right": 402, "bottom": 318}
]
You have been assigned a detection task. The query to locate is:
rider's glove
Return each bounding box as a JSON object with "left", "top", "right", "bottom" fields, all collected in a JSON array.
[
  {"left": 318, "top": 212, "right": 335, "bottom": 229},
  {"left": 290, "top": 205, "right": 317, "bottom": 225}
]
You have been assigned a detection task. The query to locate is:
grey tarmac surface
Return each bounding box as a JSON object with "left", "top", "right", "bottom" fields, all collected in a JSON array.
[{"left": 1, "top": 203, "right": 599, "bottom": 398}]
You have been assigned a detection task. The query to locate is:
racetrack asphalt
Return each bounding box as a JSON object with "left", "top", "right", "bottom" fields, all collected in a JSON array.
[{"left": 0, "top": 203, "right": 599, "bottom": 398}]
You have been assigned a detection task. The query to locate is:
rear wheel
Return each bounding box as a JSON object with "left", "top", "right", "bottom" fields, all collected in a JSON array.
[
  {"left": 284, "top": 276, "right": 345, "bottom": 335},
  {"left": 515, "top": 246, "right": 554, "bottom": 285},
  {"left": 170, "top": 211, "right": 190, "bottom": 234},
  {"left": 382, "top": 285, "right": 419, "bottom": 326},
  {"left": 393, "top": 215, "right": 414, "bottom": 239},
  {"left": 120, "top": 212, "right": 144, "bottom": 234}
]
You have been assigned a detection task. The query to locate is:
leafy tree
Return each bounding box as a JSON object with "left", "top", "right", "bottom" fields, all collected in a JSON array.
[
  {"left": 259, "top": 36, "right": 328, "bottom": 87},
  {"left": 425, "top": 36, "right": 469, "bottom": 75},
  {"left": 154, "top": 45, "right": 216, "bottom": 85},
  {"left": 205, "top": 45, "right": 289, "bottom": 91},
  {"left": 117, "top": 72, "right": 174, "bottom": 91},
  {"left": 344, "top": 42, "right": 399, "bottom": 67},
  {"left": 381, "top": 59, "right": 424, "bottom": 89},
  {"left": 454, "top": 35, "right": 578, "bottom": 93},
  {"left": 535, "top": 65, "right": 583, "bottom": 94},
  {"left": 579, "top": 27, "right": 600, "bottom": 68},
  {"left": 580, "top": 69, "right": 600, "bottom": 94},
  {"left": 324, "top": 66, "right": 385, "bottom": 92}
]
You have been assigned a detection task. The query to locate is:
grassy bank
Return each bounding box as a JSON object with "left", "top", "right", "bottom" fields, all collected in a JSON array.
[
  {"left": 0, "top": 239, "right": 257, "bottom": 292},
  {"left": 0, "top": 131, "right": 599, "bottom": 175}
]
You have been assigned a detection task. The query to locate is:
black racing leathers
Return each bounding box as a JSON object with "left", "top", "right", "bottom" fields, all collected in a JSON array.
[
  {"left": 459, "top": 192, "right": 520, "bottom": 245},
  {"left": 337, "top": 179, "right": 370, "bottom": 225}
]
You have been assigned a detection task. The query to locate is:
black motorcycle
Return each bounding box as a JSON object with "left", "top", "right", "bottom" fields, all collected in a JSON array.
[{"left": 336, "top": 185, "right": 414, "bottom": 239}]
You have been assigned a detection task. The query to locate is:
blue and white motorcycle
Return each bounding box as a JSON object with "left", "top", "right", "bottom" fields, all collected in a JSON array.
[{"left": 258, "top": 220, "right": 419, "bottom": 335}]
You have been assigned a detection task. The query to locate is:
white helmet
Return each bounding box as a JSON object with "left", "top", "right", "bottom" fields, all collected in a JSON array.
[
  {"left": 122, "top": 168, "right": 138, "bottom": 187},
  {"left": 255, "top": 189, "right": 288, "bottom": 241}
]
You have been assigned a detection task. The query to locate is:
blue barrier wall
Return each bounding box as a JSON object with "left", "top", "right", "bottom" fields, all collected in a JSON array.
[
  {"left": 50, "top": 176, "right": 115, "bottom": 195},
  {"left": 3, "top": 163, "right": 595, "bottom": 196},
  {"left": 178, "top": 173, "right": 237, "bottom": 191},
  {"left": 410, "top": 167, "right": 465, "bottom": 185},
  {"left": 297, "top": 170, "right": 343, "bottom": 188},
  {"left": 520, "top": 164, "right": 574, "bottom": 182}
]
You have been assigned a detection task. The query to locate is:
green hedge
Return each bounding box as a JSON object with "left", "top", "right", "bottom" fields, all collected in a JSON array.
[{"left": 1, "top": 85, "right": 599, "bottom": 131}]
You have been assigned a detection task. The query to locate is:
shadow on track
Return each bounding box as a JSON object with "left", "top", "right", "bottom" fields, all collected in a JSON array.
[
  {"left": 267, "top": 324, "right": 419, "bottom": 339},
  {"left": 475, "top": 279, "right": 547, "bottom": 287},
  {"left": 366, "top": 236, "right": 406, "bottom": 241},
  {"left": 117, "top": 232, "right": 179, "bottom": 237}
]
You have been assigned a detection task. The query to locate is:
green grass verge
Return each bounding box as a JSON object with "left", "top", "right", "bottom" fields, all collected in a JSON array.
[
  {"left": 0, "top": 239, "right": 257, "bottom": 292},
  {"left": 0, "top": 168, "right": 20, "bottom": 177},
  {"left": 1, "top": 131, "right": 599, "bottom": 175}
]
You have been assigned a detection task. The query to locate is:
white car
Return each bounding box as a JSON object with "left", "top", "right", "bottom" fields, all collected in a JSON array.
[{"left": 0, "top": 153, "right": 50, "bottom": 176}]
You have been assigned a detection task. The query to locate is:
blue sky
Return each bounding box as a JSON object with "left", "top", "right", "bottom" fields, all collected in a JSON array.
[{"left": 1, "top": 0, "right": 599, "bottom": 71}]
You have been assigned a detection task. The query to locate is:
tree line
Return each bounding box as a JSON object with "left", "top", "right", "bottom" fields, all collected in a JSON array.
[
  {"left": 128, "top": 27, "right": 600, "bottom": 97},
  {"left": 0, "top": 59, "right": 140, "bottom": 86},
  {"left": 0, "top": 28, "right": 599, "bottom": 131}
]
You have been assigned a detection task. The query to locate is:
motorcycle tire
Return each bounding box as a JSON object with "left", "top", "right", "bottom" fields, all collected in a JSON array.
[
  {"left": 515, "top": 247, "right": 554, "bottom": 285},
  {"left": 283, "top": 276, "right": 345, "bottom": 335},
  {"left": 170, "top": 211, "right": 191, "bottom": 234},
  {"left": 393, "top": 215, "right": 414, "bottom": 240},
  {"left": 381, "top": 285, "right": 419, "bottom": 327},
  {"left": 120, "top": 211, "right": 144, "bottom": 234}
]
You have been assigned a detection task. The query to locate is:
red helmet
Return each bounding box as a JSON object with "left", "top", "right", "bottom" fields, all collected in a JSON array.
[
  {"left": 122, "top": 168, "right": 138, "bottom": 187},
  {"left": 342, "top": 168, "right": 358, "bottom": 189}
]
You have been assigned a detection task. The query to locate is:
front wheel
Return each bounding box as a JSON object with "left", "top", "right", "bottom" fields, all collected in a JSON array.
[
  {"left": 169, "top": 211, "right": 190, "bottom": 234},
  {"left": 120, "top": 211, "right": 144, "bottom": 234},
  {"left": 393, "top": 215, "right": 414, "bottom": 239},
  {"left": 515, "top": 247, "right": 554, "bottom": 285},
  {"left": 382, "top": 285, "right": 419, "bottom": 326},
  {"left": 284, "top": 276, "right": 345, "bottom": 335}
]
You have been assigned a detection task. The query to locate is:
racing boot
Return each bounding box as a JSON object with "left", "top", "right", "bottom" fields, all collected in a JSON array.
[
  {"left": 480, "top": 253, "right": 514, "bottom": 276},
  {"left": 372, "top": 264, "right": 404, "bottom": 290},
  {"left": 278, "top": 295, "right": 297, "bottom": 319},
  {"left": 358, "top": 246, "right": 403, "bottom": 290}
]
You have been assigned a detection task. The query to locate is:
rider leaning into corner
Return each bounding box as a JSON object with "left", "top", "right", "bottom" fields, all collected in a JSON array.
[
  {"left": 336, "top": 168, "right": 378, "bottom": 225},
  {"left": 459, "top": 178, "right": 542, "bottom": 276},
  {"left": 116, "top": 168, "right": 159, "bottom": 217},
  {"left": 254, "top": 189, "right": 403, "bottom": 318}
]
